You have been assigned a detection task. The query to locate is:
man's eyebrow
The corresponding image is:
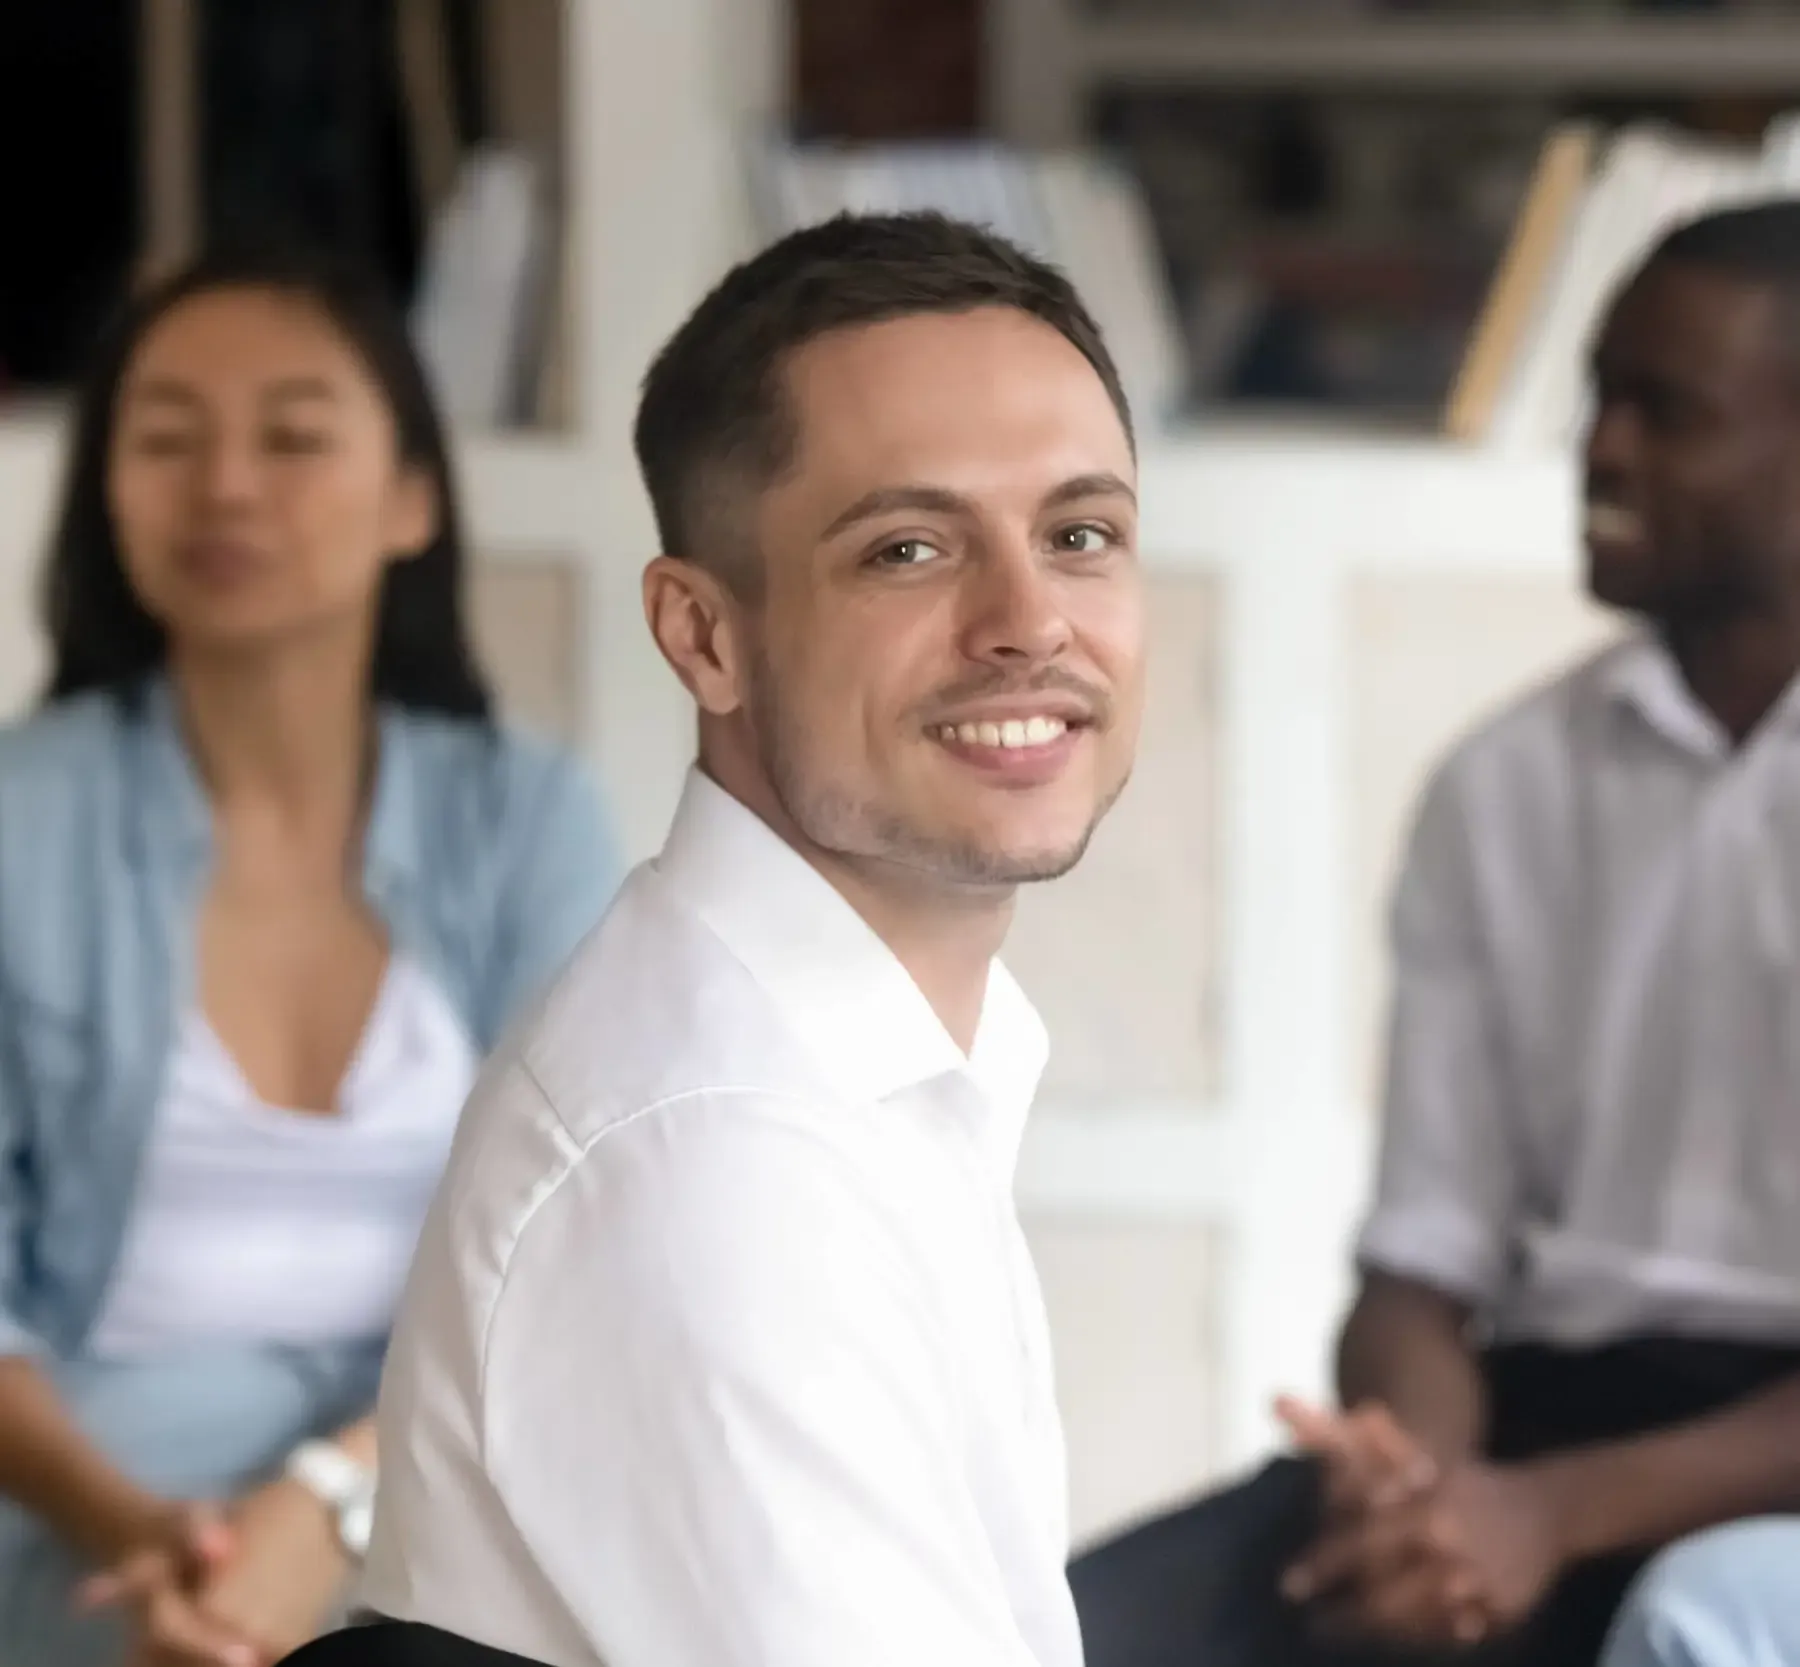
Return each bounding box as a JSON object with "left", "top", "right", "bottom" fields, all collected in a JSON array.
[
  {"left": 819, "top": 473, "right": 1138, "bottom": 541},
  {"left": 1041, "top": 471, "right": 1137, "bottom": 511},
  {"left": 820, "top": 485, "right": 974, "bottom": 541}
]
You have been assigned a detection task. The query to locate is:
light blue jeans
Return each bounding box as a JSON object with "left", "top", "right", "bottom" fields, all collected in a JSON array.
[
  {"left": 1601, "top": 1518, "right": 1800, "bottom": 1667},
  {"left": 0, "top": 1342, "right": 382, "bottom": 1667}
]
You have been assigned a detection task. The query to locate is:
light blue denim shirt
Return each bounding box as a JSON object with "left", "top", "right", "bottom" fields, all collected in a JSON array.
[{"left": 0, "top": 677, "right": 621, "bottom": 1361}]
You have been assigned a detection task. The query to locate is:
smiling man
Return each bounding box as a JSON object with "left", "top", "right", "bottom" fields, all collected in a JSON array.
[{"left": 357, "top": 213, "right": 1143, "bottom": 1666}]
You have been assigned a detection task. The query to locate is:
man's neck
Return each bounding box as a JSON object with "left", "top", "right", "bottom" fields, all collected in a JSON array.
[
  {"left": 1662, "top": 605, "right": 1800, "bottom": 745},
  {"left": 814, "top": 853, "right": 1013, "bottom": 1055},
  {"left": 697, "top": 753, "right": 1010, "bottom": 1052}
]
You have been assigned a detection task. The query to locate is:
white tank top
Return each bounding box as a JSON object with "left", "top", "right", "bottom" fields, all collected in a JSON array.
[{"left": 89, "top": 957, "right": 478, "bottom": 1359}]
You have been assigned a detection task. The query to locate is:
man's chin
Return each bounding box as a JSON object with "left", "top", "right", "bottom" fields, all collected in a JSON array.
[
  {"left": 981, "top": 846, "right": 1087, "bottom": 886},
  {"left": 874, "top": 823, "right": 1093, "bottom": 890},
  {"left": 955, "top": 779, "right": 1127, "bottom": 885},
  {"left": 864, "top": 775, "right": 1121, "bottom": 888},
  {"left": 1584, "top": 546, "right": 1663, "bottom": 614},
  {"left": 950, "top": 823, "right": 1096, "bottom": 888}
]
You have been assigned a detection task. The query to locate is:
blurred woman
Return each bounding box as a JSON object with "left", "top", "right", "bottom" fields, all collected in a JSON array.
[{"left": 0, "top": 246, "right": 620, "bottom": 1666}]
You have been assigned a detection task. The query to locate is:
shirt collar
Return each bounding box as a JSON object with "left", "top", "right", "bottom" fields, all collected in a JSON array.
[
  {"left": 652, "top": 768, "right": 1048, "bottom": 1138},
  {"left": 1600, "top": 632, "right": 1800, "bottom": 760},
  {"left": 129, "top": 673, "right": 422, "bottom": 902}
]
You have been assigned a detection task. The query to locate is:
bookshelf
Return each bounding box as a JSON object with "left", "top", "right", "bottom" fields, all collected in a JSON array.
[
  {"left": 1074, "top": 17, "right": 1800, "bottom": 93},
  {"left": 989, "top": 0, "right": 1800, "bottom": 423}
]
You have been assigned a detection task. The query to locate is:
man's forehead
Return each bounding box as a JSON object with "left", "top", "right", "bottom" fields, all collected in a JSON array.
[
  {"left": 785, "top": 310, "right": 1118, "bottom": 410},
  {"left": 779, "top": 320, "right": 1129, "bottom": 477},
  {"left": 786, "top": 444, "right": 1138, "bottom": 522},
  {"left": 1606, "top": 263, "right": 1785, "bottom": 358}
]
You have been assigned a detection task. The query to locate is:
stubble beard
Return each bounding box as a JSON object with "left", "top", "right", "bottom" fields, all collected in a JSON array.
[{"left": 747, "top": 649, "right": 1122, "bottom": 890}]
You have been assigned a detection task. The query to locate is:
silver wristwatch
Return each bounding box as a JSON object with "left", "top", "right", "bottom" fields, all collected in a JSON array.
[{"left": 285, "top": 1440, "right": 377, "bottom": 1562}]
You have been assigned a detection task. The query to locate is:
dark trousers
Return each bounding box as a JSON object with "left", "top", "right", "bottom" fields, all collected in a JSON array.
[
  {"left": 1069, "top": 1337, "right": 1800, "bottom": 1667},
  {"left": 280, "top": 1621, "right": 551, "bottom": 1664}
]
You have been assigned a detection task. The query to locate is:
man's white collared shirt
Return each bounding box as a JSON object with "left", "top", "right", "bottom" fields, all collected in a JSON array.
[
  {"left": 1361, "top": 631, "right": 1800, "bottom": 1347},
  {"left": 361, "top": 770, "right": 1080, "bottom": 1667}
]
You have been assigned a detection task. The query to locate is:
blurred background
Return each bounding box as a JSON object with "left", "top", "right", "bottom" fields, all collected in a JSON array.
[{"left": 1, "top": 0, "right": 1794, "bottom": 1550}]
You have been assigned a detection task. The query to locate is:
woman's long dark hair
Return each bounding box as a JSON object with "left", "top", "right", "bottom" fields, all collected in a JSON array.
[{"left": 40, "top": 244, "right": 492, "bottom": 719}]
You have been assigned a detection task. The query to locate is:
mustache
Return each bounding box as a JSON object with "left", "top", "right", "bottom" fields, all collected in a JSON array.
[{"left": 918, "top": 666, "right": 1111, "bottom": 725}]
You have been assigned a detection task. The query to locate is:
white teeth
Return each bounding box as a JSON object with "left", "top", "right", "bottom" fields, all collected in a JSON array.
[
  {"left": 937, "top": 716, "right": 1069, "bottom": 750},
  {"left": 1586, "top": 503, "right": 1642, "bottom": 542}
]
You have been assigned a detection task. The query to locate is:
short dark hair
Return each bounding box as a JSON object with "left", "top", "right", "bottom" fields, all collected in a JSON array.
[
  {"left": 41, "top": 242, "right": 492, "bottom": 719},
  {"left": 1647, "top": 198, "right": 1800, "bottom": 296},
  {"left": 633, "top": 211, "right": 1133, "bottom": 588}
]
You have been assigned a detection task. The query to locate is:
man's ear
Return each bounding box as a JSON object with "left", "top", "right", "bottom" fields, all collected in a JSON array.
[{"left": 642, "top": 556, "right": 747, "bottom": 716}]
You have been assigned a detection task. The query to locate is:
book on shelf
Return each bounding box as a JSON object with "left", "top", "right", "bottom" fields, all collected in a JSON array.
[
  {"left": 752, "top": 139, "right": 1188, "bottom": 428},
  {"left": 402, "top": 0, "right": 564, "bottom": 430},
  {"left": 411, "top": 144, "right": 552, "bottom": 430},
  {"left": 1448, "top": 111, "right": 1800, "bottom": 450}
]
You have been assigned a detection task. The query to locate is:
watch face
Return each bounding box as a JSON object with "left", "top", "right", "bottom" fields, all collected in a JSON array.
[{"left": 341, "top": 1495, "right": 376, "bottom": 1559}]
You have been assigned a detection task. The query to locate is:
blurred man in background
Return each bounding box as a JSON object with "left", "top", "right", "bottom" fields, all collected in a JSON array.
[{"left": 1072, "top": 200, "right": 1800, "bottom": 1667}]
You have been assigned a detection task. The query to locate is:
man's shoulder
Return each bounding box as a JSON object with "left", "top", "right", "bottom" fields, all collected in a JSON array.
[
  {"left": 426, "top": 1053, "right": 844, "bottom": 1290},
  {"left": 412, "top": 1050, "right": 903, "bottom": 1393},
  {"left": 1429, "top": 635, "right": 1632, "bottom": 805},
  {"left": 426, "top": 867, "right": 847, "bottom": 1245},
  {"left": 500, "top": 865, "right": 827, "bottom": 1138},
  {"left": 464, "top": 1069, "right": 928, "bottom": 1388}
]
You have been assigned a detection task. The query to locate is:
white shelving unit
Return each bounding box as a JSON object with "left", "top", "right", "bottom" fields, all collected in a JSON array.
[{"left": 1024, "top": 431, "right": 1585, "bottom": 1509}]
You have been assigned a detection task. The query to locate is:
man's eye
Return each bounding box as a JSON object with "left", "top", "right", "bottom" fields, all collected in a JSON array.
[
  {"left": 1054, "top": 524, "right": 1114, "bottom": 555},
  {"left": 871, "top": 539, "right": 945, "bottom": 568}
]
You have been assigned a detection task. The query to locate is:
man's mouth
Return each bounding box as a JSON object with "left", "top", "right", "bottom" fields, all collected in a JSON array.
[
  {"left": 1585, "top": 502, "right": 1645, "bottom": 546},
  {"left": 930, "top": 715, "right": 1074, "bottom": 751}
]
